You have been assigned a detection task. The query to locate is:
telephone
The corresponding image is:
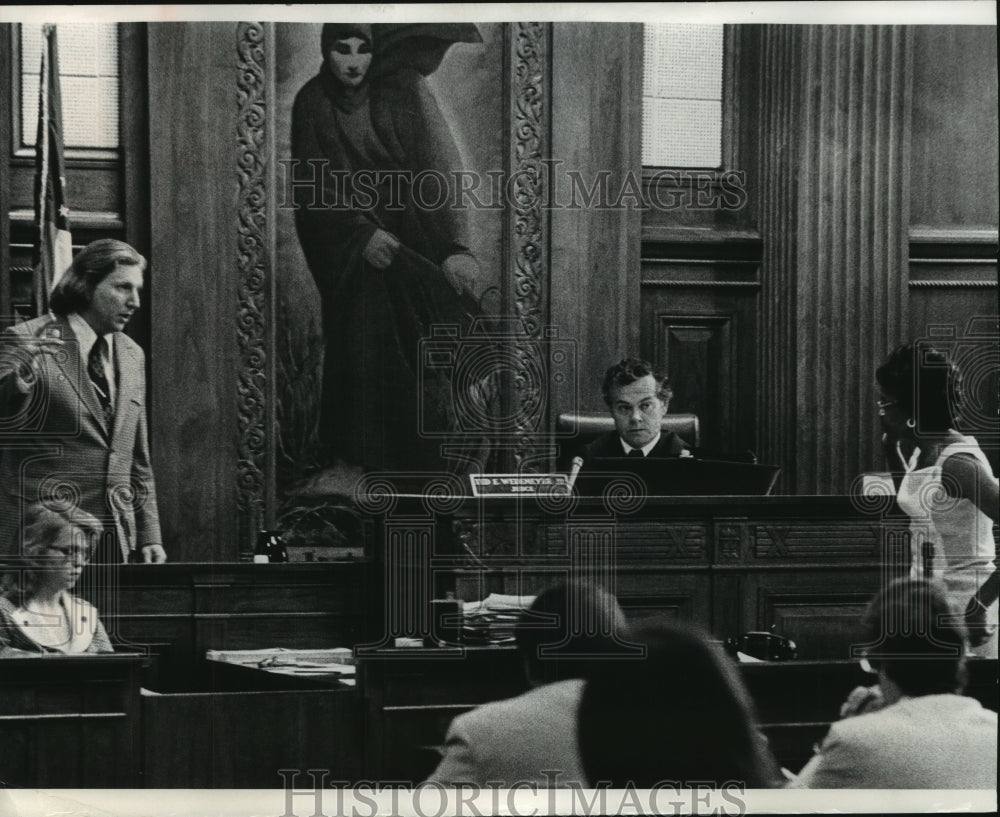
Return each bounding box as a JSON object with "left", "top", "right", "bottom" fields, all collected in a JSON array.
[{"left": 724, "top": 629, "right": 797, "bottom": 662}]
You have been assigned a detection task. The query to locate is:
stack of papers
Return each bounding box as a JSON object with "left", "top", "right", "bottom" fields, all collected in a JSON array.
[
  {"left": 206, "top": 647, "right": 356, "bottom": 666},
  {"left": 206, "top": 647, "right": 358, "bottom": 685},
  {"left": 461, "top": 593, "right": 535, "bottom": 645}
]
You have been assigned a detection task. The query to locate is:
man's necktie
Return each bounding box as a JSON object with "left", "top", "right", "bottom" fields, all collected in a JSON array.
[
  {"left": 88, "top": 337, "right": 113, "bottom": 423},
  {"left": 627, "top": 448, "right": 645, "bottom": 458}
]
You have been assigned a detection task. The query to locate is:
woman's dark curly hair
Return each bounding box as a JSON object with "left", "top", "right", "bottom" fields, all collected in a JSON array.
[{"left": 876, "top": 343, "right": 963, "bottom": 432}]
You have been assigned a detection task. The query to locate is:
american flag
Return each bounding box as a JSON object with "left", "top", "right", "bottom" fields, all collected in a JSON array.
[{"left": 33, "top": 23, "right": 72, "bottom": 315}]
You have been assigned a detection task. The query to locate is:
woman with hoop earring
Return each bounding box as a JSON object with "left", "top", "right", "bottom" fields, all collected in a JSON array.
[{"left": 876, "top": 343, "right": 999, "bottom": 658}]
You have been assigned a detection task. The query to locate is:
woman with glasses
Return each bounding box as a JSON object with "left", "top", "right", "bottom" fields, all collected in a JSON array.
[
  {"left": 0, "top": 504, "right": 113, "bottom": 656},
  {"left": 876, "top": 343, "right": 999, "bottom": 657}
]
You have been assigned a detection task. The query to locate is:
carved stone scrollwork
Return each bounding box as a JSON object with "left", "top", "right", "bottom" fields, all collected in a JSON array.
[
  {"left": 236, "top": 22, "right": 268, "bottom": 553},
  {"left": 509, "top": 23, "right": 549, "bottom": 470}
]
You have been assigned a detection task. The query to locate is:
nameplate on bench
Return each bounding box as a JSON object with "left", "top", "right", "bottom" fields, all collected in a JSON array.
[{"left": 469, "top": 474, "right": 570, "bottom": 498}]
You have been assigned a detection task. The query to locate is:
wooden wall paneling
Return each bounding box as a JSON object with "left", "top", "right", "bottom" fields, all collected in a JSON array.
[
  {"left": 758, "top": 26, "right": 913, "bottom": 495},
  {"left": 120, "top": 22, "right": 152, "bottom": 362},
  {"left": 147, "top": 23, "right": 240, "bottom": 562},
  {"left": 906, "top": 232, "right": 999, "bottom": 470},
  {"left": 142, "top": 688, "right": 361, "bottom": 787},
  {"left": 616, "top": 569, "right": 711, "bottom": 629},
  {"left": 757, "top": 26, "right": 799, "bottom": 494},
  {"left": 655, "top": 311, "right": 736, "bottom": 452},
  {"left": 906, "top": 24, "right": 999, "bottom": 477},
  {"left": 740, "top": 570, "right": 881, "bottom": 660},
  {"left": 909, "top": 27, "right": 999, "bottom": 229},
  {"left": 76, "top": 563, "right": 370, "bottom": 690},
  {"left": 549, "top": 23, "right": 643, "bottom": 421},
  {"left": 640, "top": 268, "right": 759, "bottom": 456},
  {"left": 7, "top": 164, "right": 121, "bottom": 218},
  {"left": 1, "top": 24, "right": 11, "bottom": 318},
  {"left": 0, "top": 656, "right": 144, "bottom": 787}
]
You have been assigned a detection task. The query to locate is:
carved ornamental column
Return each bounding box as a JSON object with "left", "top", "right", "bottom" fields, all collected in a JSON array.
[{"left": 758, "top": 25, "right": 912, "bottom": 494}]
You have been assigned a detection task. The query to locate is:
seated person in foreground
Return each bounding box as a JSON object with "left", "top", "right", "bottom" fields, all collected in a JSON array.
[
  {"left": 426, "top": 581, "right": 634, "bottom": 788},
  {"left": 793, "top": 578, "right": 997, "bottom": 789},
  {"left": 0, "top": 504, "right": 113, "bottom": 656},
  {"left": 582, "top": 357, "right": 693, "bottom": 461},
  {"left": 578, "top": 623, "right": 781, "bottom": 789}
]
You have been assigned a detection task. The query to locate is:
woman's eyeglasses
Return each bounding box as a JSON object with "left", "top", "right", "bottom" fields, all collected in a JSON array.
[{"left": 47, "top": 545, "right": 93, "bottom": 564}]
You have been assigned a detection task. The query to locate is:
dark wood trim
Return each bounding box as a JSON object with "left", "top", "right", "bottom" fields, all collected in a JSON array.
[
  {"left": 1, "top": 23, "right": 11, "bottom": 319},
  {"left": 642, "top": 280, "right": 761, "bottom": 289},
  {"left": 641, "top": 226, "right": 762, "bottom": 247},
  {"left": 235, "top": 21, "right": 269, "bottom": 552},
  {"left": 908, "top": 280, "right": 998, "bottom": 288},
  {"left": 506, "top": 22, "right": 551, "bottom": 470},
  {"left": 120, "top": 22, "right": 152, "bottom": 360},
  {"left": 909, "top": 226, "right": 998, "bottom": 244}
]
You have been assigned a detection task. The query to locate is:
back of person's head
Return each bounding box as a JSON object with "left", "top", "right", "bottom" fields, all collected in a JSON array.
[
  {"left": 875, "top": 343, "right": 962, "bottom": 432},
  {"left": 862, "top": 578, "right": 968, "bottom": 697},
  {"left": 514, "top": 581, "right": 631, "bottom": 686},
  {"left": 601, "top": 357, "right": 673, "bottom": 407},
  {"left": 577, "top": 623, "right": 780, "bottom": 789},
  {"left": 49, "top": 239, "right": 146, "bottom": 317}
]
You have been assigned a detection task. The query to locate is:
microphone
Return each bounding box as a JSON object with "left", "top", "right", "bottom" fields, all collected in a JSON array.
[{"left": 567, "top": 456, "right": 584, "bottom": 490}]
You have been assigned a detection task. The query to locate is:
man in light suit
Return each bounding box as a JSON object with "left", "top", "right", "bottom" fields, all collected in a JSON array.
[
  {"left": 794, "top": 578, "right": 997, "bottom": 789},
  {"left": 0, "top": 239, "right": 165, "bottom": 564},
  {"left": 426, "top": 582, "right": 635, "bottom": 788}
]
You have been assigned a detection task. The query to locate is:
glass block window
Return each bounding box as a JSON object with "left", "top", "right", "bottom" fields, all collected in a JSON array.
[
  {"left": 20, "top": 23, "right": 120, "bottom": 150},
  {"left": 643, "top": 24, "right": 723, "bottom": 168}
]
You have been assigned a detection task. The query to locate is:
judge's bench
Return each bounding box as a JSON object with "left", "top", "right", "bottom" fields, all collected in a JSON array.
[{"left": 1, "top": 469, "right": 997, "bottom": 787}]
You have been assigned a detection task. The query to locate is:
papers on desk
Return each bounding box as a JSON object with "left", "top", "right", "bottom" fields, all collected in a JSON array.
[
  {"left": 206, "top": 647, "right": 355, "bottom": 666},
  {"left": 206, "top": 647, "right": 357, "bottom": 685},
  {"left": 461, "top": 593, "right": 536, "bottom": 615},
  {"left": 461, "top": 593, "right": 536, "bottom": 646}
]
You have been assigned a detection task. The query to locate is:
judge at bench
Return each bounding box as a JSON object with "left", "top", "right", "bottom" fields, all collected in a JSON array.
[
  {"left": 0, "top": 239, "right": 165, "bottom": 564},
  {"left": 581, "top": 357, "right": 694, "bottom": 461}
]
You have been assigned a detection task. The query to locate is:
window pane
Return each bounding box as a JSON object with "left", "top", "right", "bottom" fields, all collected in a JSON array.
[
  {"left": 643, "top": 24, "right": 723, "bottom": 168},
  {"left": 19, "top": 22, "right": 120, "bottom": 150}
]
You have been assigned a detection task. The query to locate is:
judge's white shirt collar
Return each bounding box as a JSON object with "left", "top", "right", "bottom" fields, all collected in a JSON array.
[{"left": 621, "top": 431, "right": 661, "bottom": 457}]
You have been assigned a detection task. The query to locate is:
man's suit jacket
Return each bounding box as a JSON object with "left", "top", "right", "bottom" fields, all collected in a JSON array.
[
  {"left": 581, "top": 430, "right": 692, "bottom": 462},
  {"left": 426, "top": 678, "right": 588, "bottom": 788},
  {"left": 794, "top": 693, "right": 998, "bottom": 789},
  {"left": 0, "top": 314, "right": 161, "bottom": 561}
]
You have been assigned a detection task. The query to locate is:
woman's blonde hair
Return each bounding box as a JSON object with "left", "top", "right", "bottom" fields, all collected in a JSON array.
[{"left": 1, "top": 503, "right": 104, "bottom": 604}]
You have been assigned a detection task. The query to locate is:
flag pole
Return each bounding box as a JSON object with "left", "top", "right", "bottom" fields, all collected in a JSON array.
[{"left": 33, "top": 23, "right": 73, "bottom": 316}]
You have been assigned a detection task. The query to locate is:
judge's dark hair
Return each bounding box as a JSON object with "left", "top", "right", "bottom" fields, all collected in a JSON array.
[
  {"left": 0, "top": 503, "right": 103, "bottom": 606},
  {"left": 861, "top": 578, "right": 968, "bottom": 697},
  {"left": 601, "top": 357, "right": 673, "bottom": 407},
  {"left": 48, "top": 239, "right": 146, "bottom": 317},
  {"left": 876, "top": 343, "right": 962, "bottom": 432},
  {"left": 577, "top": 624, "right": 780, "bottom": 788},
  {"left": 513, "top": 582, "right": 631, "bottom": 686}
]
